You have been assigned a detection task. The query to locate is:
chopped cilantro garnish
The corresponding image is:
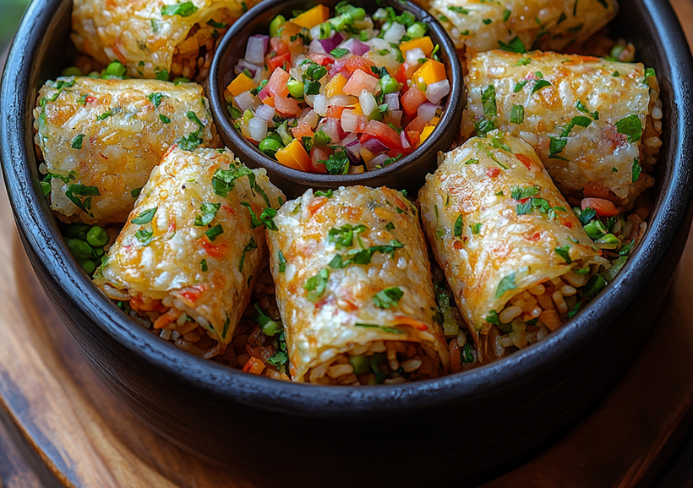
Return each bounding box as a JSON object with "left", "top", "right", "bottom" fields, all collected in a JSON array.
[{"left": 373, "top": 287, "right": 404, "bottom": 309}]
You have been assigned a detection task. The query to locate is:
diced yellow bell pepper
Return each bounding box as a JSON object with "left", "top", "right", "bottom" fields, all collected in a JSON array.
[
  {"left": 359, "top": 147, "right": 374, "bottom": 162},
  {"left": 282, "top": 21, "right": 302, "bottom": 39},
  {"left": 412, "top": 60, "right": 447, "bottom": 86},
  {"left": 325, "top": 73, "right": 347, "bottom": 97},
  {"left": 420, "top": 125, "right": 435, "bottom": 143},
  {"left": 349, "top": 103, "right": 363, "bottom": 116},
  {"left": 278, "top": 139, "right": 312, "bottom": 172},
  {"left": 227, "top": 73, "right": 256, "bottom": 97},
  {"left": 292, "top": 5, "right": 330, "bottom": 29},
  {"left": 399, "top": 36, "right": 434, "bottom": 57},
  {"left": 431, "top": 116, "right": 440, "bottom": 125}
]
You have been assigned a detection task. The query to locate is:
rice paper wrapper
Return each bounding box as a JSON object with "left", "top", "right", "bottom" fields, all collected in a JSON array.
[
  {"left": 461, "top": 50, "right": 657, "bottom": 203},
  {"left": 430, "top": 0, "right": 617, "bottom": 52},
  {"left": 266, "top": 186, "right": 450, "bottom": 382},
  {"left": 34, "top": 77, "right": 219, "bottom": 224},
  {"left": 71, "top": 0, "right": 255, "bottom": 79},
  {"left": 94, "top": 146, "right": 285, "bottom": 345},
  {"left": 419, "top": 132, "right": 604, "bottom": 338}
]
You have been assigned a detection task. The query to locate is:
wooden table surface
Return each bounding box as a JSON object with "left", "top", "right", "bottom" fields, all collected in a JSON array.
[{"left": 2, "top": 1, "right": 693, "bottom": 487}]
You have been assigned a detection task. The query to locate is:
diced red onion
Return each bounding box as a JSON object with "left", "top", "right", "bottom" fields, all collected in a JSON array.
[
  {"left": 385, "top": 93, "right": 400, "bottom": 111},
  {"left": 319, "top": 32, "right": 344, "bottom": 53},
  {"left": 235, "top": 59, "right": 260, "bottom": 77},
  {"left": 309, "top": 39, "right": 326, "bottom": 55},
  {"left": 340, "top": 38, "right": 370, "bottom": 56},
  {"left": 426, "top": 79, "right": 450, "bottom": 104},
  {"left": 234, "top": 91, "right": 256, "bottom": 112},
  {"left": 366, "top": 154, "right": 389, "bottom": 172},
  {"left": 417, "top": 102, "right": 440, "bottom": 123},
  {"left": 342, "top": 133, "right": 359, "bottom": 146},
  {"left": 363, "top": 138, "right": 388, "bottom": 154},
  {"left": 245, "top": 35, "right": 268, "bottom": 65},
  {"left": 255, "top": 104, "right": 275, "bottom": 122},
  {"left": 345, "top": 146, "right": 362, "bottom": 165},
  {"left": 258, "top": 85, "right": 270, "bottom": 100},
  {"left": 405, "top": 47, "right": 426, "bottom": 67},
  {"left": 401, "top": 130, "right": 411, "bottom": 150}
]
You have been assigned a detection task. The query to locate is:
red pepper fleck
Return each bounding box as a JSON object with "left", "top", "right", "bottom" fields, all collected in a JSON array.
[
  {"left": 486, "top": 167, "right": 501, "bottom": 178},
  {"left": 85, "top": 95, "right": 97, "bottom": 104},
  {"left": 564, "top": 220, "right": 573, "bottom": 228},
  {"left": 516, "top": 153, "right": 533, "bottom": 169},
  {"left": 527, "top": 232, "right": 541, "bottom": 242}
]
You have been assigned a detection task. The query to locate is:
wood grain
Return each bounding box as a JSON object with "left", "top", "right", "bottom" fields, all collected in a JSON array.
[{"left": 1, "top": 1, "right": 693, "bottom": 486}]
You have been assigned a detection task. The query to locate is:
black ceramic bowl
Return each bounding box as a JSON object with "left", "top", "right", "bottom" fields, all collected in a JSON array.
[
  {"left": 209, "top": 0, "right": 463, "bottom": 198},
  {"left": 2, "top": 1, "right": 693, "bottom": 487}
]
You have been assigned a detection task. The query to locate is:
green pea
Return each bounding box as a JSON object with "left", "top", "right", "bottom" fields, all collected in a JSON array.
[
  {"left": 380, "top": 75, "right": 400, "bottom": 94},
  {"left": 349, "top": 355, "right": 370, "bottom": 375},
  {"left": 269, "top": 15, "right": 286, "bottom": 37},
  {"left": 406, "top": 22, "right": 426, "bottom": 39},
  {"left": 64, "top": 224, "right": 91, "bottom": 240},
  {"left": 259, "top": 137, "right": 284, "bottom": 158},
  {"left": 287, "top": 78, "right": 304, "bottom": 99},
  {"left": 61, "top": 66, "right": 83, "bottom": 76},
  {"left": 66, "top": 238, "right": 92, "bottom": 261},
  {"left": 81, "top": 260, "right": 96, "bottom": 275},
  {"left": 86, "top": 226, "right": 109, "bottom": 247},
  {"left": 94, "top": 247, "right": 105, "bottom": 257},
  {"left": 104, "top": 61, "right": 127, "bottom": 78}
]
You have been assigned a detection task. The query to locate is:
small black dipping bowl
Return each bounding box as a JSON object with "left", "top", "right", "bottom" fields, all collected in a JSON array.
[
  {"left": 2, "top": 0, "right": 693, "bottom": 487},
  {"left": 209, "top": 0, "right": 463, "bottom": 198}
]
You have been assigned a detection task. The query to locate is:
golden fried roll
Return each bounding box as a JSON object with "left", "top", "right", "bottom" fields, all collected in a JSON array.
[
  {"left": 94, "top": 147, "right": 284, "bottom": 356},
  {"left": 419, "top": 132, "right": 608, "bottom": 362},
  {"left": 266, "top": 186, "right": 449, "bottom": 385},
  {"left": 33, "top": 77, "right": 219, "bottom": 224},
  {"left": 71, "top": 0, "right": 255, "bottom": 81},
  {"left": 462, "top": 50, "right": 662, "bottom": 205},
  {"left": 430, "top": 0, "right": 617, "bottom": 52}
]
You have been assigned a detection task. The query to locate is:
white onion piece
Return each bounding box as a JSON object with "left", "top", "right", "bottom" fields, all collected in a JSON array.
[
  {"left": 234, "top": 91, "right": 256, "bottom": 112},
  {"left": 359, "top": 89, "right": 377, "bottom": 117},
  {"left": 417, "top": 102, "right": 440, "bottom": 123},
  {"left": 366, "top": 154, "right": 389, "bottom": 171},
  {"left": 341, "top": 110, "right": 359, "bottom": 133},
  {"left": 310, "top": 25, "right": 322, "bottom": 41},
  {"left": 405, "top": 47, "right": 426, "bottom": 67},
  {"left": 426, "top": 79, "right": 450, "bottom": 104},
  {"left": 329, "top": 95, "right": 358, "bottom": 107},
  {"left": 255, "top": 104, "right": 275, "bottom": 122},
  {"left": 248, "top": 117, "right": 268, "bottom": 141},
  {"left": 313, "top": 94, "right": 328, "bottom": 117},
  {"left": 383, "top": 22, "right": 405, "bottom": 43},
  {"left": 302, "top": 109, "right": 319, "bottom": 129},
  {"left": 322, "top": 118, "right": 341, "bottom": 142},
  {"left": 400, "top": 131, "right": 411, "bottom": 150},
  {"left": 304, "top": 94, "right": 316, "bottom": 107},
  {"left": 367, "top": 37, "right": 391, "bottom": 51},
  {"left": 385, "top": 93, "right": 400, "bottom": 111},
  {"left": 245, "top": 35, "right": 268, "bottom": 65},
  {"left": 309, "top": 38, "right": 326, "bottom": 54}
]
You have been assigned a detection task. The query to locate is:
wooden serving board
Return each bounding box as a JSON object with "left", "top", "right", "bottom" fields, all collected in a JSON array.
[{"left": 2, "top": 1, "right": 693, "bottom": 486}]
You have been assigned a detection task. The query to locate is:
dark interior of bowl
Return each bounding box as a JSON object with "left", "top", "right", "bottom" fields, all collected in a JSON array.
[
  {"left": 2, "top": 0, "right": 693, "bottom": 487},
  {"left": 209, "top": 0, "right": 463, "bottom": 198}
]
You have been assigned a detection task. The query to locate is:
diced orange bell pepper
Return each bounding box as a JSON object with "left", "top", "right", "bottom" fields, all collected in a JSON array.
[
  {"left": 325, "top": 73, "right": 347, "bottom": 97},
  {"left": 263, "top": 96, "right": 275, "bottom": 107},
  {"left": 227, "top": 73, "right": 255, "bottom": 97},
  {"left": 412, "top": 60, "right": 447, "bottom": 86},
  {"left": 276, "top": 139, "right": 312, "bottom": 172},
  {"left": 292, "top": 5, "right": 330, "bottom": 29},
  {"left": 399, "top": 36, "right": 434, "bottom": 57},
  {"left": 281, "top": 22, "right": 302, "bottom": 39}
]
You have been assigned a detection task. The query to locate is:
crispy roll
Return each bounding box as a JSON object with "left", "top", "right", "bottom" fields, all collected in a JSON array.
[
  {"left": 72, "top": 0, "right": 253, "bottom": 81},
  {"left": 430, "top": 0, "right": 618, "bottom": 52},
  {"left": 34, "top": 77, "right": 219, "bottom": 224},
  {"left": 266, "top": 186, "right": 449, "bottom": 385},
  {"left": 94, "top": 147, "right": 284, "bottom": 356},
  {"left": 461, "top": 50, "right": 662, "bottom": 205},
  {"left": 419, "top": 132, "right": 608, "bottom": 362}
]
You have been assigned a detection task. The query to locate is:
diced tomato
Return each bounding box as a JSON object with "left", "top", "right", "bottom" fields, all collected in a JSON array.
[
  {"left": 326, "top": 106, "right": 346, "bottom": 119},
  {"left": 266, "top": 52, "right": 291, "bottom": 73},
  {"left": 486, "top": 167, "right": 501, "bottom": 178},
  {"left": 200, "top": 238, "right": 228, "bottom": 258},
  {"left": 344, "top": 56, "right": 377, "bottom": 78},
  {"left": 362, "top": 120, "right": 402, "bottom": 150},
  {"left": 405, "top": 130, "right": 420, "bottom": 147},
  {"left": 292, "top": 120, "right": 314, "bottom": 138},
  {"left": 516, "top": 153, "right": 533, "bottom": 169},
  {"left": 267, "top": 67, "right": 291, "bottom": 98},
  {"left": 581, "top": 197, "right": 619, "bottom": 216},
  {"left": 406, "top": 116, "right": 426, "bottom": 134},
  {"left": 308, "top": 53, "right": 335, "bottom": 66},
  {"left": 564, "top": 220, "right": 573, "bottom": 228},
  {"left": 527, "top": 232, "right": 541, "bottom": 242},
  {"left": 243, "top": 357, "right": 265, "bottom": 375},
  {"left": 221, "top": 204, "right": 235, "bottom": 215},
  {"left": 85, "top": 95, "right": 97, "bottom": 104},
  {"left": 269, "top": 37, "right": 289, "bottom": 56},
  {"left": 393, "top": 63, "right": 407, "bottom": 86},
  {"left": 177, "top": 284, "right": 206, "bottom": 303},
  {"left": 275, "top": 96, "right": 299, "bottom": 116},
  {"left": 343, "top": 69, "right": 380, "bottom": 96},
  {"left": 310, "top": 146, "right": 329, "bottom": 173},
  {"left": 401, "top": 86, "right": 427, "bottom": 117}
]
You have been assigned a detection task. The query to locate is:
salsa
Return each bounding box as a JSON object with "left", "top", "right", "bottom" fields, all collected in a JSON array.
[{"left": 225, "top": 2, "right": 450, "bottom": 174}]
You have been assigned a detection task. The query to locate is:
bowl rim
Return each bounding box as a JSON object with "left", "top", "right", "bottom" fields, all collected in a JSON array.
[
  {"left": 2, "top": 0, "right": 693, "bottom": 418},
  {"left": 208, "top": 0, "right": 463, "bottom": 186}
]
